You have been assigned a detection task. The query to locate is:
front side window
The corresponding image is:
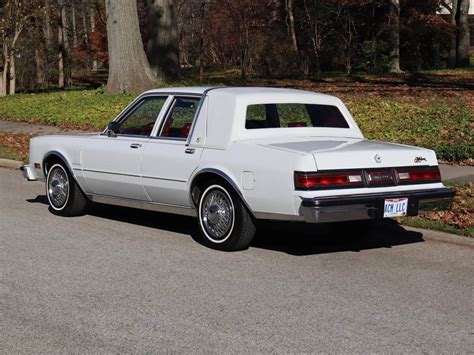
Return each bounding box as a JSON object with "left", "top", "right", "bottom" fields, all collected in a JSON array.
[
  {"left": 117, "top": 96, "right": 168, "bottom": 136},
  {"left": 246, "top": 103, "right": 349, "bottom": 129},
  {"left": 159, "top": 97, "right": 200, "bottom": 139}
]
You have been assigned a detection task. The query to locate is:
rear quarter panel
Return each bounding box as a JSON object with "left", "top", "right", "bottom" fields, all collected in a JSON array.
[{"left": 196, "top": 142, "right": 316, "bottom": 216}]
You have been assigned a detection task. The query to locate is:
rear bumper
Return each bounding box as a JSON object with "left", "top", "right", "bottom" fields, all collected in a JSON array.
[
  {"left": 300, "top": 188, "right": 455, "bottom": 223},
  {"left": 20, "top": 165, "right": 37, "bottom": 181}
]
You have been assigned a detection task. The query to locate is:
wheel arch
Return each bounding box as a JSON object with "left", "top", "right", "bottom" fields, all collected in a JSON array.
[
  {"left": 189, "top": 168, "right": 255, "bottom": 218},
  {"left": 42, "top": 151, "right": 74, "bottom": 176}
]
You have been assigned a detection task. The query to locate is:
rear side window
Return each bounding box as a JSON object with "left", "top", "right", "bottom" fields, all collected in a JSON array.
[
  {"left": 159, "top": 97, "right": 200, "bottom": 139},
  {"left": 246, "top": 103, "right": 349, "bottom": 129}
]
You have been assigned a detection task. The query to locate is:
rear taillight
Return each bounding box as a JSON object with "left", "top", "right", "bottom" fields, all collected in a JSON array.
[
  {"left": 295, "top": 166, "right": 442, "bottom": 190},
  {"left": 397, "top": 166, "right": 441, "bottom": 184},
  {"left": 295, "top": 171, "right": 364, "bottom": 190}
]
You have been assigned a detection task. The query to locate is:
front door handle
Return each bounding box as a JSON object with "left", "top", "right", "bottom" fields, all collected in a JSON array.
[
  {"left": 130, "top": 143, "right": 142, "bottom": 149},
  {"left": 185, "top": 148, "right": 195, "bottom": 154}
]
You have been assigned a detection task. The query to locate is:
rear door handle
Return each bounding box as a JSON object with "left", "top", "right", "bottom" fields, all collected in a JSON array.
[
  {"left": 130, "top": 143, "right": 142, "bottom": 149},
  {"left": 185, "top": 148, "right": 195, "bottom": 154}
]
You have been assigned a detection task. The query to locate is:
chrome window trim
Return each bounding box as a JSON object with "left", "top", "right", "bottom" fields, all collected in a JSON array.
[
  {"left": 101, "top": 94, "right": 171, "bottom": 138},
  {"left": 155, "top": 95, "right": 202, "bottom": 141}
]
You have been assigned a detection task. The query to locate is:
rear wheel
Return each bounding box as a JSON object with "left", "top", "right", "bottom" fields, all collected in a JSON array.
[
  {"left": 46, "top": 163, "right": 88, "bottom": 216},
  {"left": 197, "top": 182, "right": 255, "bottom": 251}
]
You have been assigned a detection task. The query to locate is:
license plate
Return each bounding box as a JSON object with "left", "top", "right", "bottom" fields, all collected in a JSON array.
[{"left": 383, "top": 198, "right": 408, "bottom": 218}]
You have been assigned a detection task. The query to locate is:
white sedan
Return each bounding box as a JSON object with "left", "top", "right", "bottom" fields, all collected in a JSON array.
[{"left": 21, "top": 87, "right": 454, "bottom": 250}]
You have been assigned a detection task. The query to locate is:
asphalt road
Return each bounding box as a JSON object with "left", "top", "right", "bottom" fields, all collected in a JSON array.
[{"left": 1, "top": 168, "right": 473, "bottom": 353}]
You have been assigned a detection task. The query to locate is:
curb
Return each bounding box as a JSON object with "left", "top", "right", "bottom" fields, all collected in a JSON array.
[
  {"left": 403, "top": 225, "right": 474, "bottom": 247},
  {"left": 0, "top": 158, "right": 23, "bottom": 170}
]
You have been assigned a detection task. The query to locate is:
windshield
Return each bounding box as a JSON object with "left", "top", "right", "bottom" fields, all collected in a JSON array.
[{"left": 245, "top": 103, "right": 349, "bottom": 129}]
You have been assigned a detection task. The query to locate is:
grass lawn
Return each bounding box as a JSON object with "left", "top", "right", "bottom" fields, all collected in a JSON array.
[{"left": 0, "top": 69, "right": 472, "bottom": 162}]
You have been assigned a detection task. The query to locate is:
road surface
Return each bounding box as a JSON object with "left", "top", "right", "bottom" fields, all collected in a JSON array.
[{"left": 1, "top": 168, "right": 473, "bottom": 353}]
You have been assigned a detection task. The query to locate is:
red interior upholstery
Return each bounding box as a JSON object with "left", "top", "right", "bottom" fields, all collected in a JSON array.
[
  {"left": 288, "top": 121, "right": 307, "bottom": 127},
  {"left": 179, "top": 122, "right": 192, "bottom": 138}
]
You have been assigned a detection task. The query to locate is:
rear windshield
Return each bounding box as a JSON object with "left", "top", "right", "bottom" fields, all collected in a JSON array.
[{"left": 245, "top": 103, "right": 349, "bottom": 129}]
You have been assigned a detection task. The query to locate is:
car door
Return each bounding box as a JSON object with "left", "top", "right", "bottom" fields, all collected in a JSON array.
[
  {"left": 141, "top": 96, "right": 203, "bottom": 207},
  {"left": 81, "top": 95, "right": 170, "bottom": 200}
]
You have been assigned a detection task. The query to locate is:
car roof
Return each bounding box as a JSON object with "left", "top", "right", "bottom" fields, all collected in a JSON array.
[
  {"left": 143, "top": 86, "right": 335, "bottom": 99},
  {"left": 144, "top": 87, "right": 214, "bottom": 95}
]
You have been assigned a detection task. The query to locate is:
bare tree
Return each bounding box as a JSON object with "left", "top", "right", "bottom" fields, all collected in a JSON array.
[
  {"left": 105, "top": 0, "right": 156, "bottom": 93},
  {"left": 0, "top": 0, "right": 33, "bottom": 95},
  {"left": 146, "top": 0, "right": 180, "bottom": 81}
]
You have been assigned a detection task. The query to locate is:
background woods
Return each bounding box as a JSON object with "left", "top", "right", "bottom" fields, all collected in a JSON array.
[{"left": 0, "top": 0, "right": 471, "bottom": 95}]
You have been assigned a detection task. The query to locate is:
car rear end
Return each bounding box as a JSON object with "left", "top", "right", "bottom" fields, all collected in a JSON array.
[
  {"left": 294, "top": 164, "right": 454, "bottom": 223},
  {"left": 232, "top": 88, "right": 455, "bottom": 224}
]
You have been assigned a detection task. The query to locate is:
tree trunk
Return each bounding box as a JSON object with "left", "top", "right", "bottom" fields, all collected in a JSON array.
[
  {"left": 0, "top": 41, "right": 8, "bottom": 97},
  {"left": 106, "top": 0, "right": 156, "bottom": 93},
  {"left": 44, "top": 0, "right": 53, "bottom": 47},
  {"left": 82, "top": 0, "right": 89, "bottom": 47},
  {"left": 9, "top": 52, "right": 16, "bottom": 95},
  {"left": 286, "top": 0, "right": 298, "bottom": 52},
  {"left": 35, "top": 44, "right": 47, "bottom": 89},
  {"left": 58, "top": 14, "right": 65, "bottom": 89},
  {"left": 89, "top": 4, "right": 98, "bottom": 70},
  {"left": 457, "top": 0, "right": 470, "bottom": 67},
  {"left": 388, "top": 0, "right": 403, "bottom": 73},
  {"left": 448, "top": 0, "right": 459, "bottom": 67},
  {"left": 72, "top": 0, "right": 78, "bottom": 48},
  {"left": 59, "top": 0, "right": 70, "bottom": 53},
  {"left": 198, "top": 1, "right": 206, "bottom": 83},
  {"left": 146, "top": 0, "right": 180, "bottom": 81}
]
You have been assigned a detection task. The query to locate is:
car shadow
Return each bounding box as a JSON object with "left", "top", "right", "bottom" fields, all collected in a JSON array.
[
  {"left": 27, "top": 195, "right": 424, "bottom": 256},
  {"left": 251, "top": 220, "right": 424, "bottom": 256}
]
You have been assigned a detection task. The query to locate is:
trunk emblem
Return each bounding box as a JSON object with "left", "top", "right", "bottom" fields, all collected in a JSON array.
[
  {"left": 414, "top": 156, "right": 427, "bottom": 163},
  {"left": 374, "top": 154, "right": 382, "bottom": 163}
]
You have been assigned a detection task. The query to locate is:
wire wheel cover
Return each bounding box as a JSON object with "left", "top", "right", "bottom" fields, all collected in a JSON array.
[
  {"left": 48, "top": 166, "right": 69, "bottom": 208},
  {"left": 201, "top": 188, "right": 234, "bottom": 240}
]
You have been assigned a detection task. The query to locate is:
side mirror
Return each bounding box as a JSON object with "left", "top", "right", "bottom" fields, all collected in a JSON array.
[{"left": 106, "top": 122, "right": 120, "bottom": 137}]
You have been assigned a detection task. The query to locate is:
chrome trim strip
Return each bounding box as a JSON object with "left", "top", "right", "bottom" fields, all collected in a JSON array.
[
  {"left": 82, "top": 168, "right": 141, "bottom": 178},
  {"left": 253, "top": 211, "right": 304, "bottom": 222},
  {"left": 81, "top": 168, "right": 186, "bottom": 183},
  {"left": 141, "top": 175, "right": 187, "bottom": 183},
  {"left": 88, "top": 194, "right": 196, "bottom": 217},
  {"left": 148, "top": 136, "right": 187, "bottom": 142}
]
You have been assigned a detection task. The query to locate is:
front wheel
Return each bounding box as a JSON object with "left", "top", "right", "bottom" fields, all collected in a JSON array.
[
  {"left": 197, "top": 183, "right": 256, "bottom": 251},
  {"left": 46, "top": 162, "right": 88, "bottom": 216}
]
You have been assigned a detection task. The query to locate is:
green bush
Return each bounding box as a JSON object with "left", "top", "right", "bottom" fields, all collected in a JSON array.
[{"left": 431, "top": 144, "right": 473, "bottom": 162}]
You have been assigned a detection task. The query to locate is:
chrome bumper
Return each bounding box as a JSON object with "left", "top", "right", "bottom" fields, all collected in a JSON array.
[
  {"left": 300, "top": 188, "right": 455, "bottom": 223},
  {"left": 20, "top": 165, "right": 37, "bottom": 181}
]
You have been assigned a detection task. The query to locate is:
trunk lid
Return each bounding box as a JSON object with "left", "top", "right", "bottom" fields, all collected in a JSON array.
[{"left": 266, "top": 138, "right": 437, "bottom": 170}]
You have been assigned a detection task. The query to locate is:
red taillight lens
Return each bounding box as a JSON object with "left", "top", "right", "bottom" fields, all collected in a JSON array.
[
  {"left": 397, "top": 167, "right": 441, "bottom": 184},
  {"left": 295, "top": 171, "right": 364, "bottom": 190}
]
